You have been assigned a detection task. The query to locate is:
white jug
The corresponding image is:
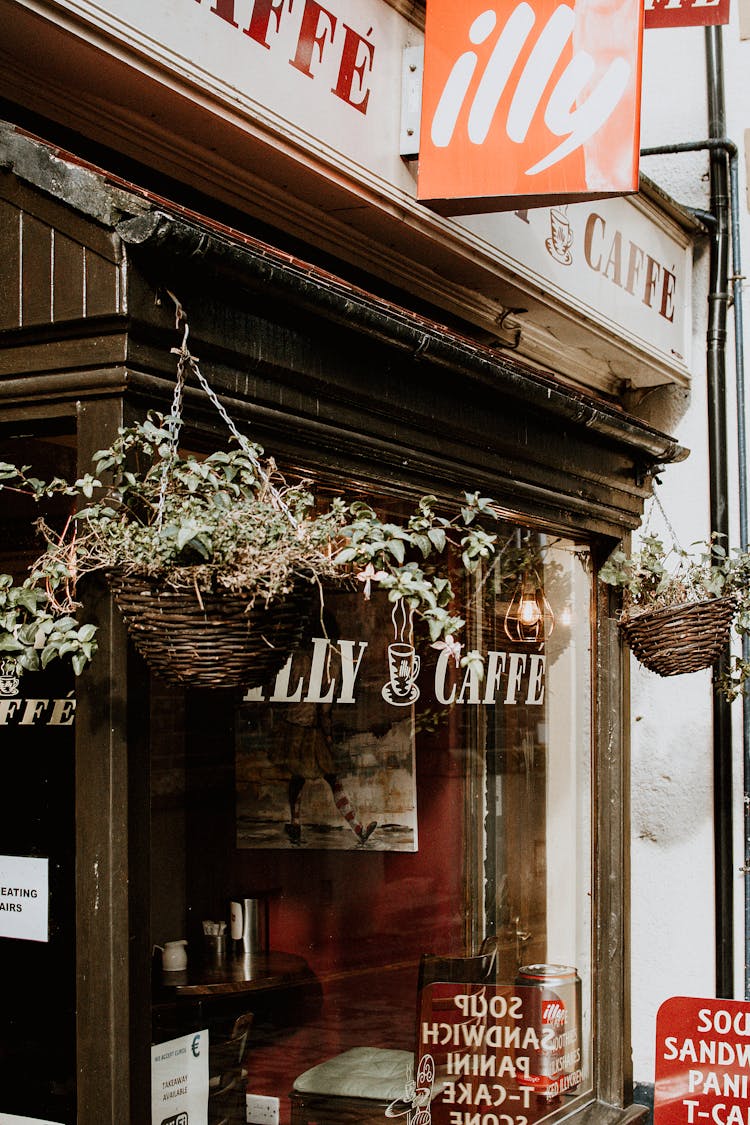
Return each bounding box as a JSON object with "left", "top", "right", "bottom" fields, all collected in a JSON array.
[{"left": 158, "top": 939, "right": 188, "bottom": 972}]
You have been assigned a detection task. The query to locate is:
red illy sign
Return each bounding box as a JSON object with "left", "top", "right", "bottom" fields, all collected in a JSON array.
[
  {"left": 418, "top": 0, "right": 644, "bottom": 214},
  {"left": 654, "top": 996, "right": 750, "bottom": 1125}
]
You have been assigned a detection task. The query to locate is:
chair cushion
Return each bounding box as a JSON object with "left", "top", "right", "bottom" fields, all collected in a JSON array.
[{"left": 292, "top": 1046, "right": 413, "bottom": 1101}]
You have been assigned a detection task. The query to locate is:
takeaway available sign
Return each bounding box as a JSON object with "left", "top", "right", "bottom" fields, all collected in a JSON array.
[
  {"left": 654, "top": 997, "right": 750, "bottom": 1125},
  {"left": 151, "top": 1031, "right": 209, "bottom": 1125},
  {"left": 418, "top": 0, "right": 644, "bottom": 214}
]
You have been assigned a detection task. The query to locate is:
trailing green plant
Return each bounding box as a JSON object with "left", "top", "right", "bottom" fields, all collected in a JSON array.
[
  {"left": 0, "top": 573, "right": 97, "bottom": 675},
  {"left": 599, "top": 532, "right": 750, "bottom": 700},
  {"left": 0, "top": 412, "right": 501, "bottom": 681}
]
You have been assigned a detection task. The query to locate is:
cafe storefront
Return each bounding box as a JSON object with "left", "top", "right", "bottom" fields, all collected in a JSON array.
[
  {"left": 0, "top": 122, "right": 691, "bottom": 1125},
  {"left": 0, "top": 2, "right": 700, "bottom": 1124}
]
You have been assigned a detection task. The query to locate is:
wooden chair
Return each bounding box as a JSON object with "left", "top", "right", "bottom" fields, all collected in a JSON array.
[
  {"left": 208, "top": 1011, "right": 254, "bottom": 1125},
  {"left": 289, "top": 952, "right": 496, "bottom": 1125}
]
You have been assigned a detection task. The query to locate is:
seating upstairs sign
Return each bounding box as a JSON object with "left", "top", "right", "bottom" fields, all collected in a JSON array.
[
  {"left": 654, "top": 996, "right": 750, "bottom": 1125},
  {"left": 0, "top": 854, "right": 49, "bottom": 943}
]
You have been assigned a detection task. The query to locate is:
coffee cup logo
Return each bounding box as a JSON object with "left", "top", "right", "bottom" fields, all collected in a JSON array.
[
  {"left": 0, "top": 660, "right": 19, "bottom": 697},
  {"left": 383, "top": 642, "right": 421, "bottom": 706},
  {"left": 382, "top": 601, "right": 421, "bottom": 706},
  {"left": 546, "top": 205, "right": 573, "bottom": 264}
]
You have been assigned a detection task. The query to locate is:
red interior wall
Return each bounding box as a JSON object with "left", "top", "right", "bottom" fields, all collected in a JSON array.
[{"left": 235, "top": 735, "right": 468, "bottom": 1118}]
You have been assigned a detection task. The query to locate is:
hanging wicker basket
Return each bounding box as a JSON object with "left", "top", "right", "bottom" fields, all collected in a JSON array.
[
  {"left": 618, "top": 594, "right": 736, "bottom": 677},
  {"left": 107, "top": 572, "right": 312, "bottom": 689}
]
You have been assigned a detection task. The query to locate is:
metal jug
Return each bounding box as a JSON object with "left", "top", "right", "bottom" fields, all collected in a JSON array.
[{"left": 229, "top": 898, "right": 267, "bottom": 954}]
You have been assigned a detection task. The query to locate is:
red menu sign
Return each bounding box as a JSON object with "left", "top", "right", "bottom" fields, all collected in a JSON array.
[
  {"left": 645, "top": 0, "right": 729, "bottom": 28},
  {"left": 655, "top": 997, "right": 750, "bottom": 1125}
]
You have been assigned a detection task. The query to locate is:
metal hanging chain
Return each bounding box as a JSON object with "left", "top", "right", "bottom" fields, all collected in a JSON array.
[
  {"left": 164, "top": 292, "right": 298, "bottom": 528},
  {"left": 156, "top": 322, "right": 187, "bottom": 530},
  {"left": 642, "top": 478, "right": 683, "bottom": 555}
]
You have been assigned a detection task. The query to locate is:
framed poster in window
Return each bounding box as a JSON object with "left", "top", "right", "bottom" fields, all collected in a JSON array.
[{"left": 236, "top": 588, "right": 419, "bottom": 851}]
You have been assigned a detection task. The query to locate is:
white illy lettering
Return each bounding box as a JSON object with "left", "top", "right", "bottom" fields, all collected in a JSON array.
[{"left": 429, "top": 2, "right": 632, "bottom": 176}]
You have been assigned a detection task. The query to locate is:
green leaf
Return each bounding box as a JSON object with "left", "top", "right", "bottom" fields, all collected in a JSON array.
[
  {"left": 427, "top": 618, "right": 443, "bottom": 641},
  {"left": 412, "top": 534, "right": 432, "bottom": 558},
  {"left": 461, "top": 650, "right": 485, "bottom": 681},
  {"left": 427, "top": 528, "right": 447, "bottom": 552},
  {"left": 388, "top": 540, "right": 406, "bottom": 564},
  {"left": 176, "top": 526, "right": 198, "bottom": 552},
  {"left": 54, "top": 617, "right": 78, "bottom": 633},
  {"left": 17, "top": 649, "right": 40, "bottom": 671},
  {"left": 15, "top": 589, "right": 44, "bottom": 613},
  {"left": 190, "top": 535, "right": 212, "bottom": 561}
]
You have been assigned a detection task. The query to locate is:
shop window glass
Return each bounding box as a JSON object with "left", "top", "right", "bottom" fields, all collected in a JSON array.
[
  {"left": 0, "top": 433, "right": 77, "bottom": 1124},
  {"left": 152, "top": 510, "right": 593, "bottom": 1125}
]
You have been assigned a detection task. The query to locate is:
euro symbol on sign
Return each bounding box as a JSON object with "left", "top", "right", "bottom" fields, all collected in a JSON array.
[{"left": 191, "top": 1034, "right": 201, "bottom": 1057}]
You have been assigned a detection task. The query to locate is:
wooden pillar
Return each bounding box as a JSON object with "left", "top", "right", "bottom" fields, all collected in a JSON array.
[
  {"left": 594, "top": 573, "right": 633, "bottom": 1110},
  {"left": 74, "top": 395, "right": 152, "bottom": 1124}
]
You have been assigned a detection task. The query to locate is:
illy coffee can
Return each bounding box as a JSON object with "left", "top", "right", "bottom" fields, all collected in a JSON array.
[{"left": 515, "top": 964, "right": 582, "bottom": 1099}]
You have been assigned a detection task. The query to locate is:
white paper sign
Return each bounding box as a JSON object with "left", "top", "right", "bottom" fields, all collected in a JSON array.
[
  {"left": 0, "top": 855, "right": 49, "bottom": 942},
  {"left": 151, "top": 1030, "right": 209, "bottom": 1125}
]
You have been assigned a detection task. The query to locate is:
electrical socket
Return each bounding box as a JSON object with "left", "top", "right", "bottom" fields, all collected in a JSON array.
[{"left": 246, "top": 1093, "right": 280, "bottom": 1125}]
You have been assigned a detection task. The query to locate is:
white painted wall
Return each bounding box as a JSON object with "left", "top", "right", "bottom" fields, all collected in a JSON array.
[{"left": 631, "top": 12, "right": 750, "bottom": 1088}]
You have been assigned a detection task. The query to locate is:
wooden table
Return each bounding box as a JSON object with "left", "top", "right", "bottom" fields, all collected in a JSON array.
[
  {"left": 158, "top": 950, "right": 314, "bottom": 997},
  {"left": 153, "top": 951, "right": 318, "bottom": 1042}
]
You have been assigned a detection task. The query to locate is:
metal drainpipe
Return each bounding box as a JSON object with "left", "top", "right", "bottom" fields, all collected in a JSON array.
[
  {"left": 706, "top": 27, "right": 735, "bottom": 1000},
  {"left": 641, "top": 25, "right": 747, "bottom": 998}
]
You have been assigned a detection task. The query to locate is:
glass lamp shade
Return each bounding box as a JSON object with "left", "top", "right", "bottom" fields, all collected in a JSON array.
[{"left": 503, "top": 571, "right": 555, "bottom": 643}]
